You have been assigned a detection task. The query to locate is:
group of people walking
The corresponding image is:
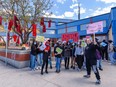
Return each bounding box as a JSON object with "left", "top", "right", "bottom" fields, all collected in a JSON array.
[{"left": 29, "top": 37, "right": 116, "bottom": 85}]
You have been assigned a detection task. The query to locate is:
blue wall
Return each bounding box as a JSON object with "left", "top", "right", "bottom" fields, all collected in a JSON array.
[{"left": 111, "top": 7, "right": 116, "bottom": 46}]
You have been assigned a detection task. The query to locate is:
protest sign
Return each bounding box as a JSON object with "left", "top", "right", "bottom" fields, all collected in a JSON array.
[
  {"left": 56, "top": 47, "right": 63, "bottom": 54},
  {"left": 62, "top": 32, "right": 79, "bottom": 42},
  {"left": 36, "top": 36, "right": 44, "bottom": 42}
]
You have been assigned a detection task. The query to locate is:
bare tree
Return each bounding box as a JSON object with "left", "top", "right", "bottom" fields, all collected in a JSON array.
[{"left": 0, "top": 0, "right": 53, "bottom": 44}]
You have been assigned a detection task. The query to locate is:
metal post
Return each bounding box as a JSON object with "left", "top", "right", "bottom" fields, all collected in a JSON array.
[{"left": 5, "top": 22, "right": 8, "bottom": 65}]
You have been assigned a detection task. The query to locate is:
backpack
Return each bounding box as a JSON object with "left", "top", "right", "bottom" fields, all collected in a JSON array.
[{"left": 96, "top": 49, "right": 101, "bottom": 60}]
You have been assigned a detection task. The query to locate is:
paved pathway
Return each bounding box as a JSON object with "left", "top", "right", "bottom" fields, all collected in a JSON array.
[{"left": 0, "top": 61, "right": 116, "bottom": 87}]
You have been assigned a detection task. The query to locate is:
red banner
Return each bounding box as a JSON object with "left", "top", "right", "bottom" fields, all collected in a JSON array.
[
  {"left": 43, "top": 24, "right": 46, "bottom": 32},
  {"left": 8, "top": 20, "right": 13, "bottom": 31},
  {"left": 48, "top": 20, "right": 52, "bottom": 28},
  {"left": 32, "top": 24, "right": 37, "bottom": 37},
  {"left": 62, "top": 32, "right": 79, "bottom": 42},
  {"left": 0, "top": 16, "right": 2, "bottom": 25}
]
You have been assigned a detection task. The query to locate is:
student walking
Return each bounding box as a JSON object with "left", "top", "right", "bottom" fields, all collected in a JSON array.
[{"left": 84, "top": 37, "right": 101, "bottom": 85}]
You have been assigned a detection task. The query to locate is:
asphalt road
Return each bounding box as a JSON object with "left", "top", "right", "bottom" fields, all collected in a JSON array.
[{"left": 0, "top": 60, "right": 116, "bottom": 87}]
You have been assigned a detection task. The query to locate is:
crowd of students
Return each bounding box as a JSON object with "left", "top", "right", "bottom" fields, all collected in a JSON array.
[{"left": 29, "top": 37, "right": 116, "bottom": 85}]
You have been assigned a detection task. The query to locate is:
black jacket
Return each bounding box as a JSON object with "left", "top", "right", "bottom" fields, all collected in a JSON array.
[
  {"left": 31, "top": 44, "right": 37, "bottom": 56},
  {"left": 43, "top": 46, "right": 51, "bottom": 61},
  {"left": 85, "top": 43, "right": 98, "bottom": 65},
  {"left": 54, "top": 45, "right": 62, "bottom": 58}
]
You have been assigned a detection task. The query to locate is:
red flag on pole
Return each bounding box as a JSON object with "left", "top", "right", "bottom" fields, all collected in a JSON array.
[
  {"left": 32, "top": 24, "right": 37, "bottom": 36},
  {"left": 0, "top": 16, "right": 2, "bottom": 25},
  {"left": 8, "top": 20, "right": 13, "bottom": 31},
  {"left": 43, "top": 24, "right": 46, "bottom": 32},
  {"left": 48, "top": 20, "right": 52, "bottom": 27}
]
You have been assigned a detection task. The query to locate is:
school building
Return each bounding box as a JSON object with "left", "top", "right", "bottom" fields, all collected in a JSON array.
[{"left": 0, "top": 7, "right": 116, "bottom": 47}]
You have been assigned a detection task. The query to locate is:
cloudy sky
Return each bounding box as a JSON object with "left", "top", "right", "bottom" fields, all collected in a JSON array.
[{"left": 48, "top": 0, "right": 116, "bottom": 19}]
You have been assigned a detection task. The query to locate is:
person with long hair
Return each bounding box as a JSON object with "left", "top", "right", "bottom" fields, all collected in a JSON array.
[
  {"left": 30, "top": 39, "right": 37, "bottom": 71},
  {"left": 41, "top": 41, "right": 51, "bottom": 75},
  {"left": 64, "top": 42, "right": 71, "bottom": 69}
]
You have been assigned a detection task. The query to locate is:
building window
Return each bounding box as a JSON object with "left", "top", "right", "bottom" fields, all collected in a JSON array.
[
  {"left": 45, "top": 30, "right": 55, "bottom": 34},
  {"left": 67, "top": 26, "right": 77, "bottom": 33},
  {"left": 58, "top": 29, "right": 65, "bottom": 34},
  {"left": 80, "top": 20, "right": 106, "bottom": 31}
]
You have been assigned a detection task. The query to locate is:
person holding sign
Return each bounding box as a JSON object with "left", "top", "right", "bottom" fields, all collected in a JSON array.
[
  {"left": 84, "top": 37, "right": 101, "bottom": 85},
  {"left": 54, "top": 41, "right": 63, "bottom": 73},
  {"left": 41, "top": 41, "right": 51, "bottom": 75}
]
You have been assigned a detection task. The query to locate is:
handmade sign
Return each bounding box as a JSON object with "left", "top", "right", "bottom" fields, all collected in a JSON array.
[
  {"left": 39, "top": 44, "right": 46, "bottom": 51},
  {"left": 87, "top": 21, "right": 103, "bottom": 34},
  {"left": 62, "top": 32, "right": 79, "bottom": 42},
  {"left": 36, "top": 36, "right": 45, "bottom": 42},
  {"left": 81, "top": 40, "right": 87, "bottom": 47},
  {"left": 56, "top": 47, "right": 63, "bottom": 54},
  {"left": 100, "top": 42, "right": 107, "bottom": 47}
]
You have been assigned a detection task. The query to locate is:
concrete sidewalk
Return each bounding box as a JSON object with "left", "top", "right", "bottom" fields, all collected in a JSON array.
[{"left": 0, "top": 61, "right": 116, "bottom": 87}]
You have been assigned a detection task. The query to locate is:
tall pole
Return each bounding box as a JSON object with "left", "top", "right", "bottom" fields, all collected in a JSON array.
[
  {"left": 5, "top": 21, "right": 8, "bottom": 65},
  {"left": 78, "top": 2, "right": 80, "bottom": 20},
  {"left": 65, "top": 23, "right": 67, "bottom": 33}
]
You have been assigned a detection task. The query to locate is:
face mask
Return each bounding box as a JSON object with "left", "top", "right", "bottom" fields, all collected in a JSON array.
[
  {"left": 34, "top": 42, "right": 36, "bottom": 45},
  {"left": 46, "top": 44, "right": 49, "bottom": 46}
]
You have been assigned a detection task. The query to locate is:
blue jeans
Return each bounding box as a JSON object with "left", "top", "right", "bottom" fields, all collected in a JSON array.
[
  {"left": 56, "top": 57, "right": 61, "bottom": 71},
  {"left": 97, "top": 59, "right": 102, "bottom": 69},
  {"left": 109, "top": 52, "right": 114, "bottom": 64},
  {"left": 37, "top": 53, "right": 43, "bottom": 66},
  {"left": 30, "top": 54, "right": 36, "bottom": 69},
  {"left": 111, "top": 52, "right": 116, "bottom": 64},
  {"left": 48, "top": 58, "right": 52, "bottom": 67}
]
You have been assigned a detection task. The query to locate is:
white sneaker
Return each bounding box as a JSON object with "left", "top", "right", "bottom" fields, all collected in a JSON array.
[
  {"left": 35, "top": 67, "right": 39, "bottom": 70},
  {"left": 39, "top": 66, "right": 42, "bottom": 70},
  {"left": 95, "top": 80, "right": 101, "bottom": 85}
]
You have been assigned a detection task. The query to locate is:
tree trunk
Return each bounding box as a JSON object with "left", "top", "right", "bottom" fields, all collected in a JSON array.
[
  {"left": 20, "top": 33, "right": 30, "bottom": 45},
  {"left": 0, "top": 36, "right": 6, "bottom": 48}
]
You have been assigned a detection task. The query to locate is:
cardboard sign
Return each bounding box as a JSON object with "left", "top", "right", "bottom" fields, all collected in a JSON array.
[
  {"left": 56, "top": 47, "right": 63, "bottom": 54},
  {"left": 39, "top": 44, "right": 46, "bottom": 51},
  {"left": 62, "top": 32, "right": 79, "bottom": 42},
  {"left": 36, "top": 36, "right": 45, "bottom": 42},
  {"left": 87, "top": 21, "right": 103, "bottom": 34}
]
